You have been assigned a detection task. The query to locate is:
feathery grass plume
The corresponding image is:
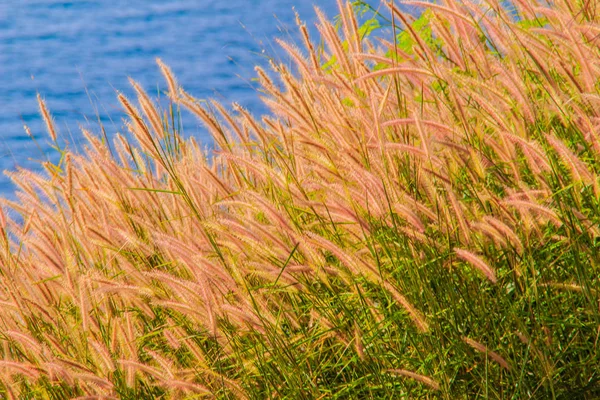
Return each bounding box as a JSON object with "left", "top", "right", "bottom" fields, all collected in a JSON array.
[
  {"left": 540, "top": 282, "right": 598, "bottom": 296},
  {"left": 545, "top": 133, "right": 595, "bottom": 185},
  {"left": 36, "top": 94, "right": 58, "bottom": 142},
  {"left": 445, "top": 183, "right": 471, "bottom": 244},
  {"left": 315, "top": 6, "right": 353, "bottom": 74},
  {"left": 504, "top": 196, "right": 561, "bottom": 230},
  {"left": 295, "top": 11, "right": 320, "bottom": 72},
  {"left": 156, "top": 58, "right": 179, "bottom": 100},
  {"left": 483, "top": 215, "right": 523, "bottom": 253},
  {"left": 454, "top": 248, "right": 497, "bottom": 283},
  {"left": 129, "top": 78, "right": 164, "bottom": 139},
  {"left": 462, "top": 336, "right": 511, "bottom": 371},
  {"left": 386, "top": 369, "right": 440, "bottom": 390},
  {"left": 178, "top": 89, "right": 232, "bottom": 151},
  {"left": 472, "top": 220, "right": 509, "bottom": 248},
  {"left": 382, "top": 281, "right": 429, "bottom": 333},
  {"left": 118, "top": 94, "right": 156, "bottom": 156}
]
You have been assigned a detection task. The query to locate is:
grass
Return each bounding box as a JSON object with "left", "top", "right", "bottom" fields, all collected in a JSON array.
[{"left": 0, "top": 0, "right": 599, "bottom": 398}]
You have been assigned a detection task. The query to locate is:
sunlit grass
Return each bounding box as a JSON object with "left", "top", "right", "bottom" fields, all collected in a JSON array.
[{"left": 0, "top": 0, "right": 598, "bottom": 398}]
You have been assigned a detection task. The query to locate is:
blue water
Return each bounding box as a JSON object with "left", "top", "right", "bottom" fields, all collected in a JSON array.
[{"left": 0, "top": 0, "right": 341, "bottom": 198}]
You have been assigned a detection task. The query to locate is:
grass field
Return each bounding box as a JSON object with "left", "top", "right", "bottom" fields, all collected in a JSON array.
[{"left": 0, "top": 0, "right": 599, "bottom": 398}]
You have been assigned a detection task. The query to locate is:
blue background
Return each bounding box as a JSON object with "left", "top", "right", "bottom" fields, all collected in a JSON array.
[{"left": 0, "top": 0, "right": 343, "bottom": 197}]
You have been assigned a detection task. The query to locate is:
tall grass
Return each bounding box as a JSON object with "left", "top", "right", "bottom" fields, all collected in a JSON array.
[{"left": 1, "top": 0, "right": 599, "bottom": 398}]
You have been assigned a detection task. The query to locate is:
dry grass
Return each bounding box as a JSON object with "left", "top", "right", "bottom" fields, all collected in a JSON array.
[{"left": 0, "top": 0, "right": 599, "bottom": 398}]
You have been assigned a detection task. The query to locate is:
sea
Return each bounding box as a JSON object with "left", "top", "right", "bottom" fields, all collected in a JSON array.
[{"left": 0, "top": 0, "right": 344, "bottom": 198}]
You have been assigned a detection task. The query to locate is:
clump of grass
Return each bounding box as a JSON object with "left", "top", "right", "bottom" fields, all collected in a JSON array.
[{"left": 0, "top": 0, "right": 599, "bottom": 398}]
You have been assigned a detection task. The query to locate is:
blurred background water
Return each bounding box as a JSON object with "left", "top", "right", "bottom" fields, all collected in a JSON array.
[{"left": 0, "top": 0, "right": 344, "bottom": 198}]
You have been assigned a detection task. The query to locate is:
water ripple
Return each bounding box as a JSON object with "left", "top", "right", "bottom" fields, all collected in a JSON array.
[{"left": 0, "top": 0, "right": 339, "bottom": 197}]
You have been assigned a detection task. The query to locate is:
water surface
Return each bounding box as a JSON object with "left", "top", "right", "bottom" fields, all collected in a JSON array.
[{"left": 0, "top": 0, "right": 340, "bottom": 197}]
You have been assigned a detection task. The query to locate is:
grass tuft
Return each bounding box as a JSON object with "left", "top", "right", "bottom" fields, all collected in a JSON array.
[{"left": 0, "top": 0, "right": 599, "bottom": 398}]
